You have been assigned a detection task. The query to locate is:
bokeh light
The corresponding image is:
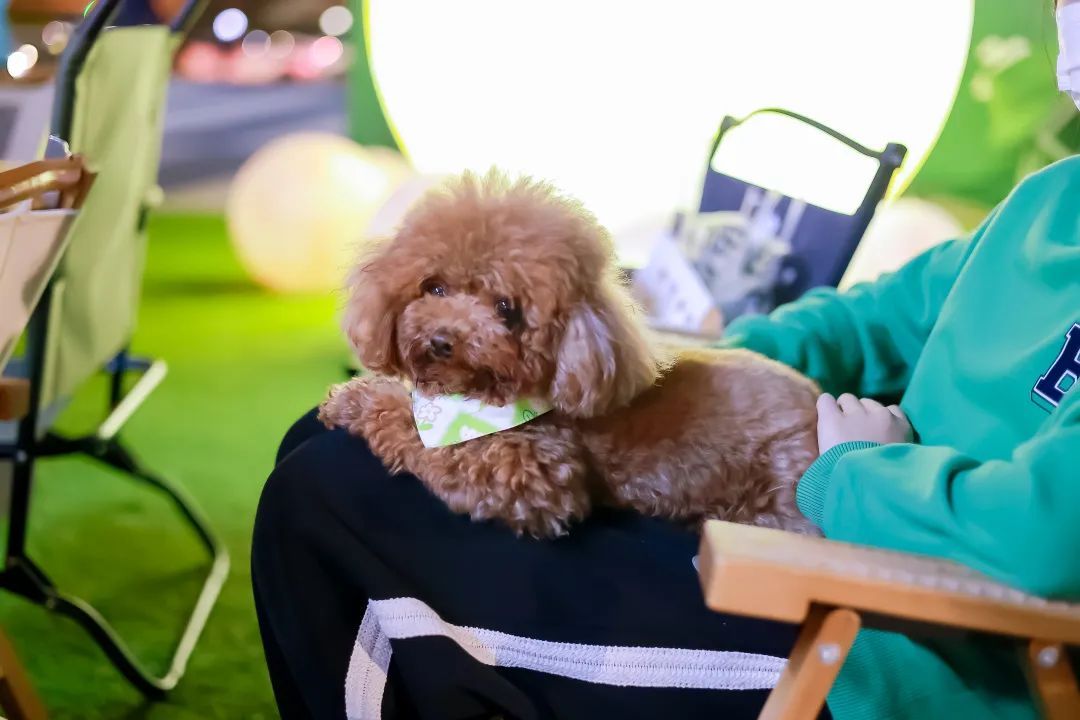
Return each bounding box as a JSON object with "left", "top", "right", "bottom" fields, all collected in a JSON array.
[
  {"left": 319, "top": 5, "right": 354, "bottom": 37},
  {"left": 18, "top": 44, "right": 39, "bottom": 67},
  {"left": 6, "top": 49, "right": 32, "bottom": 79},
  {"left": 268, "top": 30, "right": 295, "bottom": 59},
  {"left": 42, "top": 21, "right": 71, "bottom": 54},
  {"left": 367, "top": 0, "right": 973, "bottom": 234},
  {"left": 176, "top": 41, "right": 222, "bottom": 83},
  {"left": 310, "top": 36, "right": 344, "bottom": 69},
  {"left": 226, "top": 134, "right": 413, "bottom": 293},
  {"left": 242, "top": 30, "right": 270, "bottom": 58},
  {"left": 212, "top": 8, "right": 248, "bottom": 43},
  {"left": 230, "top": 45, "right": 285, "bottom": 84}
]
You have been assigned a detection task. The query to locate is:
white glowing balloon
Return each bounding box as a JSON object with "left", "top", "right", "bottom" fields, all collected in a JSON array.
[
  {"left": 227, "top": 133, "right": 412, "bottom": 293},
  {"left": 367, "top": 0, "right": 973, "bottom": 237},
  {"left": 840, "top": 198, "right": 964, "bottom": 289}
]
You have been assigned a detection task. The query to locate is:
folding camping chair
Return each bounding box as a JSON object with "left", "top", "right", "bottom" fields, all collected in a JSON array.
[
  {"left": 0, "top": 0, "right": 228, "bottom": 699},
  {"left": 0, "top": 150, "right": 95, "bottom": 720},
  {"left": 638, "top": 108, "right": 906, "bottom": 341},
  {"left": 698, "top": 521, "right": 1080, "bottom": 720},
  {"left": 698, "top": 108, "right": 906, "bottom": 311}
]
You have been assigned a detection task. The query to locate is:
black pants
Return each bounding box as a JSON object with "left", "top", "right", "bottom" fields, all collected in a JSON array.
[{"left": 252, "top": 410, "right": 815, "bottom": 720}]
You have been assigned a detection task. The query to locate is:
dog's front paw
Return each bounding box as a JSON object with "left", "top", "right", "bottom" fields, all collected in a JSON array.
[
  {"left": 320, "top": 376, "right": 423, "bottom": 473},
  {"left": 319, "top": 376, "right": 410, "bottom": 433}
]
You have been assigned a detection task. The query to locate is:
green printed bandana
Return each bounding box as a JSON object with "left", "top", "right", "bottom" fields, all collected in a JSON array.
[{"left": 411, "top": 390, "right": 553, "bottom": 448}]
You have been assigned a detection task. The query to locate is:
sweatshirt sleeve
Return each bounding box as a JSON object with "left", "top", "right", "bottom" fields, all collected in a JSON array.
[
  {"left": 796, "top": 389, "right": 1080, "bottom": 599},
  {"left": 719, "top": 209, "right": 999, "bottom": 396}
]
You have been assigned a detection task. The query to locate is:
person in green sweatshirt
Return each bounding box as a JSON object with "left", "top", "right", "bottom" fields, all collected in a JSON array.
[
  {"left": 724, "top": 154, "right": 1079, "bottom": 718},
  {"left": 718, "top": 3, "right": 1080, "bottom": 716}
]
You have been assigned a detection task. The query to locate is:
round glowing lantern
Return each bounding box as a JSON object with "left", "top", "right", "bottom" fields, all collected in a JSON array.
[
  {"left": 226, "top": 133, "right": 412, "bottom": 293},
  {"left": 364, "top": 0, "right": 973, "bottom": 238}
]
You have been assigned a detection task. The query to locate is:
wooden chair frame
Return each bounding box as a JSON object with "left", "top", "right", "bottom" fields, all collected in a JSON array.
[{"left": 698, "top": 521, "right": 1080, "bottom": 720}]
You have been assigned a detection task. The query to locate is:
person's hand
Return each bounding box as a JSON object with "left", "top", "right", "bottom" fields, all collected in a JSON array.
[{"left": 816, "top": 393, "right": 913, "bottom": 454}]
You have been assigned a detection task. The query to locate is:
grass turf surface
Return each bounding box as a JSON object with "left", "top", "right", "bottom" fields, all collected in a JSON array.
[{"left": 1, "top": 213, "right": 347, "bottom": 718}]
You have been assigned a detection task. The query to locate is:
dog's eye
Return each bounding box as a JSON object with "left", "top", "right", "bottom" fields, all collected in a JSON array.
[
  {"left": 495, "top": 297, "right": 522, "bottom": 327},
  {"left": 422, "top": 280, "right": 447, "bottom": 297}
]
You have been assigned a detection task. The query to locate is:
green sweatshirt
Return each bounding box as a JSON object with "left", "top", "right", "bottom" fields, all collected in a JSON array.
[{"left": 722, "top": 156, "right": 1080, "bottom": 720}]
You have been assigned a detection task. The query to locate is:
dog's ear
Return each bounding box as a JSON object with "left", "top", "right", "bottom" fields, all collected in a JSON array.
[
  {"left": 550, "top": 276, "right": 660, "bottom": 418},
  {"left": 342, "top": 240, "right": 402, "bottom": 375}
]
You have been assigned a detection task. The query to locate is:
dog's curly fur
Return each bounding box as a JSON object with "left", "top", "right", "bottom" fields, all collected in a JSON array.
[{"left": 321, "top": 170, "right": 821, "bottom": 538}]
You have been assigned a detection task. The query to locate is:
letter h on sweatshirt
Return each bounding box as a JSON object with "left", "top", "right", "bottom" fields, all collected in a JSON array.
[{"left": 1032, "top": 322, "right": 1080, "bottom": 412}]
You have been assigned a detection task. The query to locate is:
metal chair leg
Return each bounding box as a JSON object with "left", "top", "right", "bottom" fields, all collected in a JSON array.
[
  {"left": 3, "top": 435, "right": 229, "bottom": 697},
  {"left": 3, "top": 448, "right": 229, "bottom": 697},
  {"left": 58, "top": 438, "right": 229, "bottom": 696}
]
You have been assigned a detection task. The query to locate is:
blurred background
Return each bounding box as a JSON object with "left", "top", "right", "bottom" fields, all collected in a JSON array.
[{"left": 0, "top": 0, "right": 1077, "bottom": 717}]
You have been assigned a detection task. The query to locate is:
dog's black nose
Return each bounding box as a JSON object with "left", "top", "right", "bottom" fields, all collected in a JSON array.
[{"left": 429, "top": 333, "right": 454, "bottom": 358}]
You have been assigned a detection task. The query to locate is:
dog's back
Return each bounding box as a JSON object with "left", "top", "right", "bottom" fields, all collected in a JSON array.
[{"left": 578, "top": 347, "right": 821, "bottom": 533}]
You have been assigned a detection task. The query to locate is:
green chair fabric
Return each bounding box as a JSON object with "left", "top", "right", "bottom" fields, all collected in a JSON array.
[{"left": 44, "top": 25, "right": 172, "bottom": 405}]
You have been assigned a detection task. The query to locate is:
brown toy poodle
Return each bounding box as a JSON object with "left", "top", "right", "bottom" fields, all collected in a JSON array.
[{"left": 320, "top": 171, "right": 821, "bottom": 538}]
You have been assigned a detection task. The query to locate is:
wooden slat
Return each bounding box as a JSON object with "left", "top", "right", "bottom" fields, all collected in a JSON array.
[
  {"left": 1025, "top": 640, "right": 1080, "bottom": 720},
  {"left": 0, "top": 378, "right": 30, "bottom": 421},
  {"left": 698, "top": 521, "right": 1080, "bottom": 645},
  {"left": 760, "top": 606, "right": 860, "bottom": 720},
  {"left": 1023, "top": 643, "right": 1080, "bottom": 720},
  {"left": 0, "top": 626, "right": 46, "bottom": 720}
]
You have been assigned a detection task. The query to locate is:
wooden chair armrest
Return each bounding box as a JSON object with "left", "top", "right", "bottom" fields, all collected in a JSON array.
[
  {"left": 0, "top": 156, "right": 95, "bottom": 211},
  {"left": 698, "top": 521, "right": 1080, "bottom": 645}
]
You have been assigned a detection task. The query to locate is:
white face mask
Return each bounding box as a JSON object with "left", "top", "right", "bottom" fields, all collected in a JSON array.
[{"left": 1058, "top": 3, "right": 1080, "bottom": 110}]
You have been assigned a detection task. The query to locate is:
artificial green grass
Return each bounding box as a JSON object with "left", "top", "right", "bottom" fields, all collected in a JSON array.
[{"left": 0, "top": 213, "right": 348, "bottom": 718}]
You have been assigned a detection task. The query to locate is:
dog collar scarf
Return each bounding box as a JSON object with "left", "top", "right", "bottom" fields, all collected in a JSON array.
[{"left": 411, "top": 390, "right": 553, "bottom": 448}]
